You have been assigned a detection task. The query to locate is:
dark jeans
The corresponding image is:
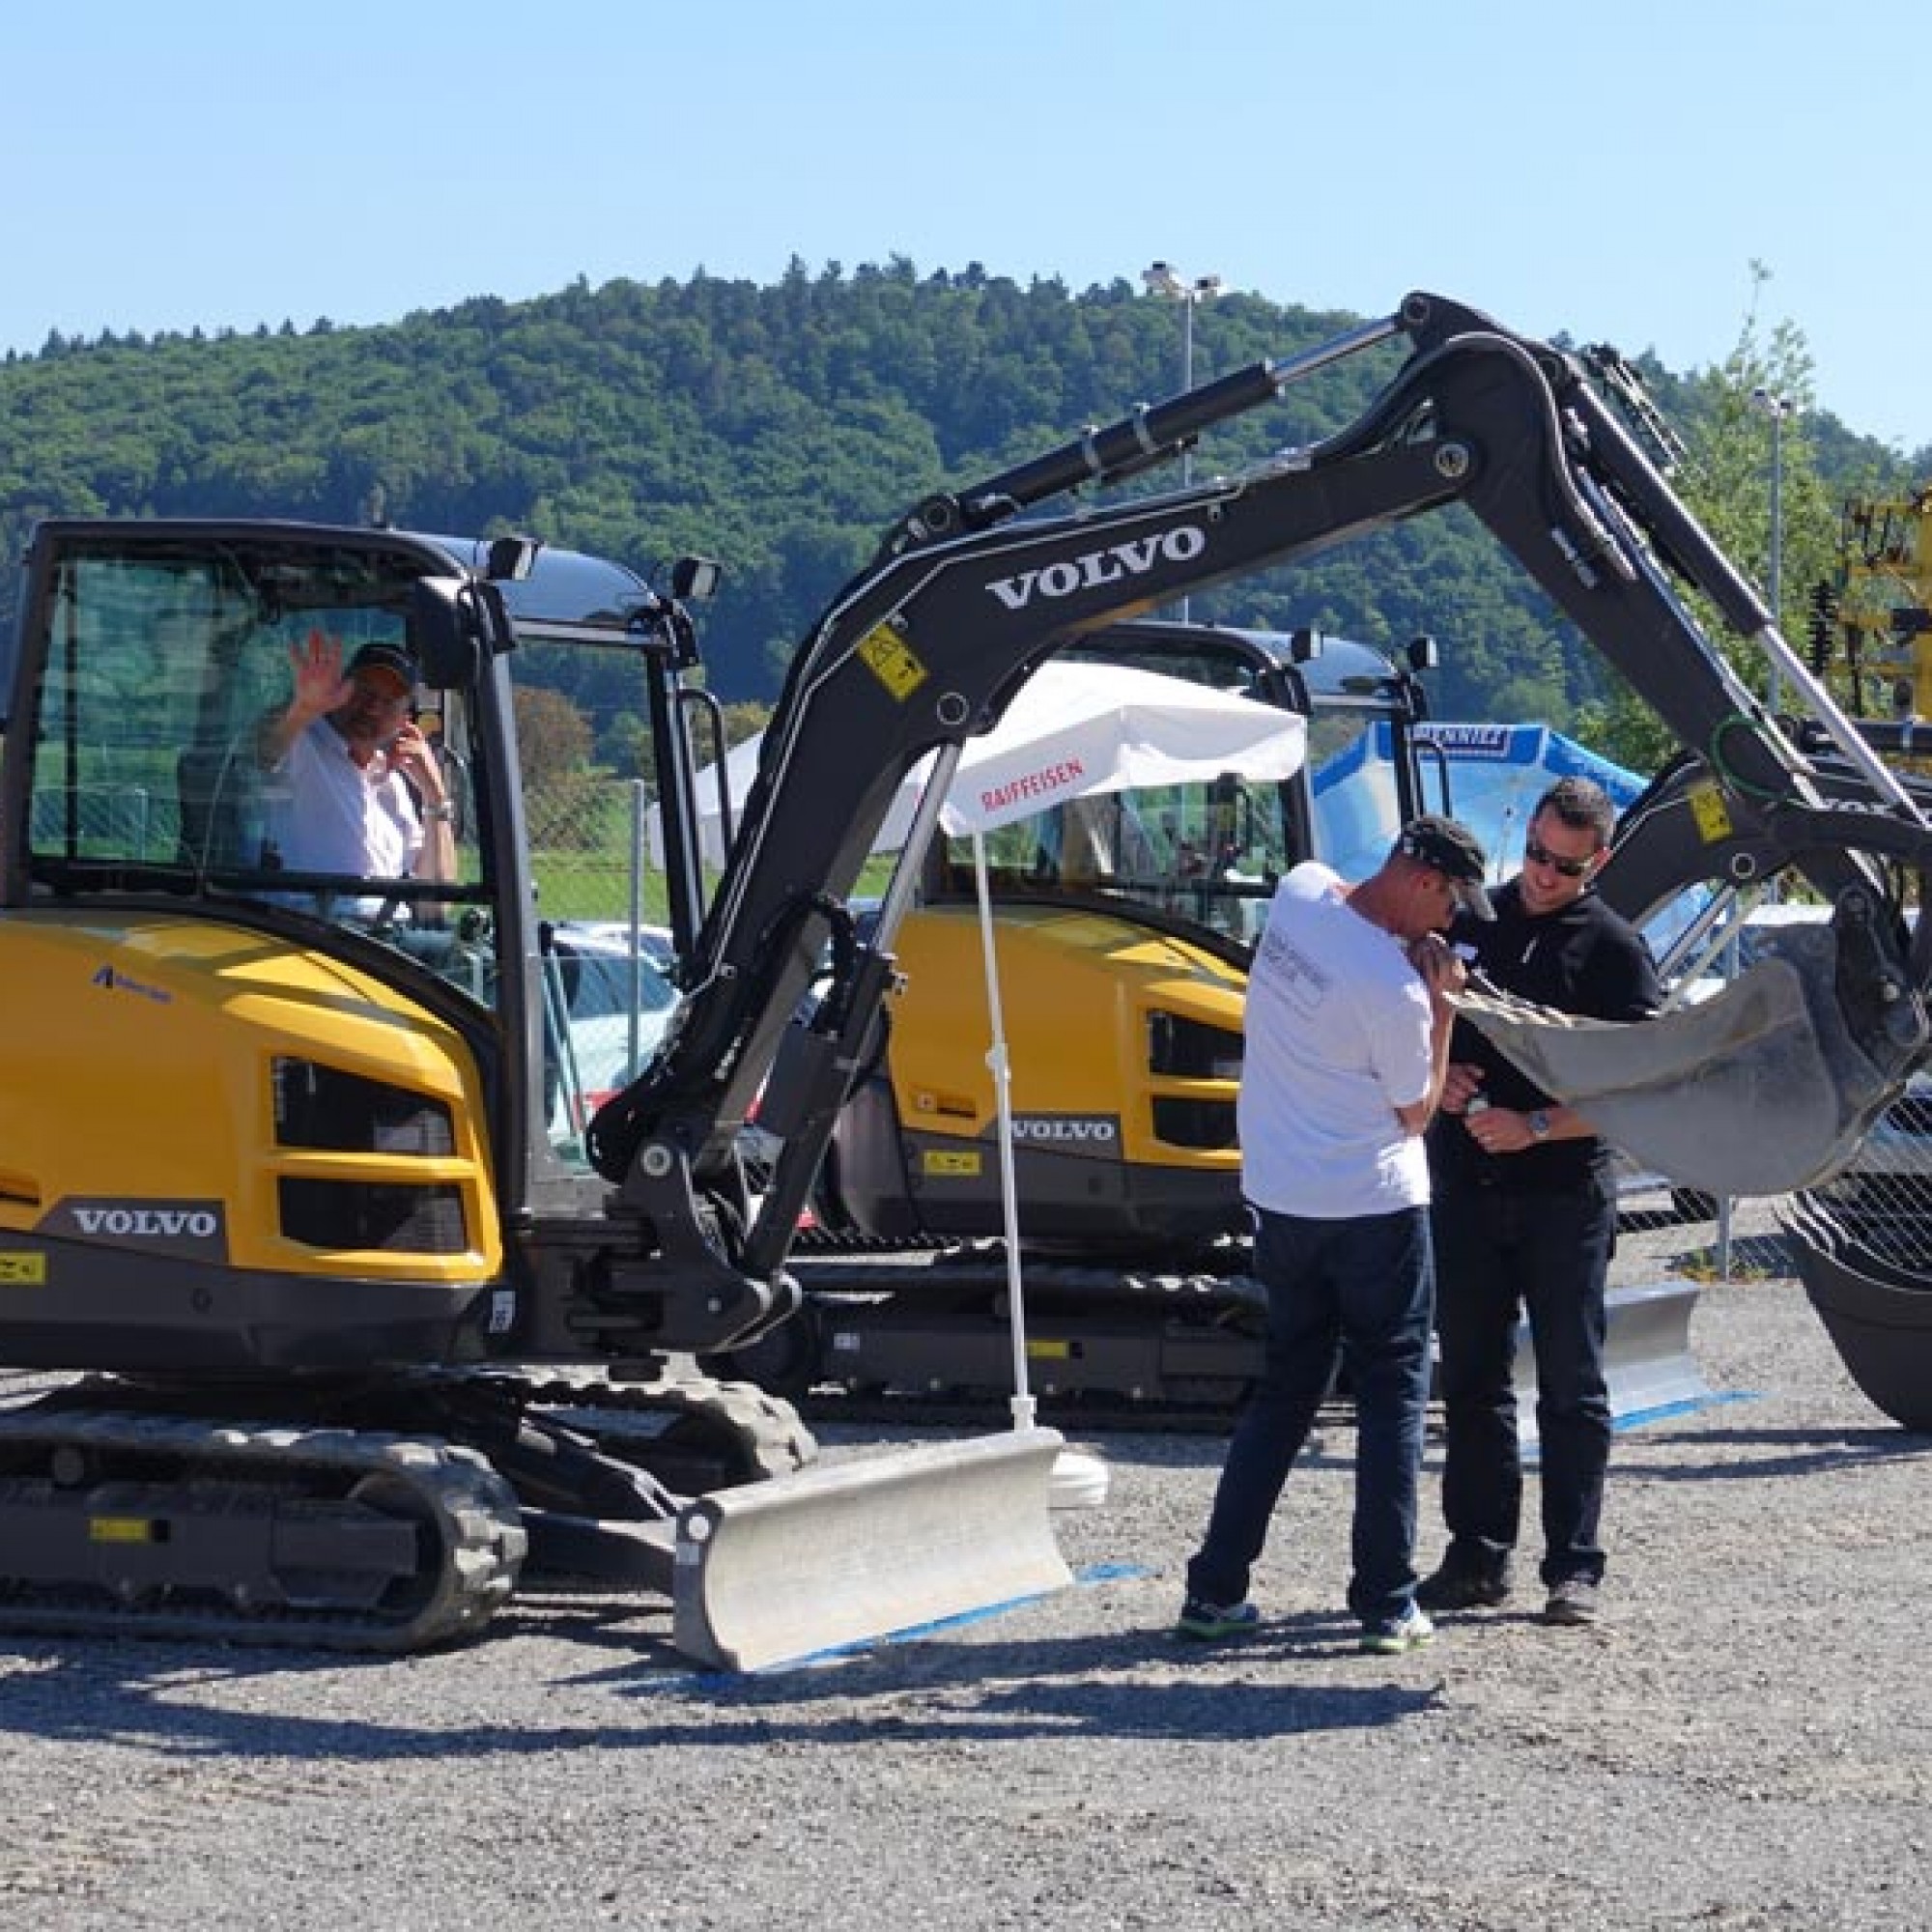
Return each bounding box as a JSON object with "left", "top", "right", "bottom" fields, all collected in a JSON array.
[
  {"left": 1430, "top": 1180, "right": 1615, "bottom": 1589},
  {"left": 1186, "top": 1204, "right": 1435, "bottom": 1628}
]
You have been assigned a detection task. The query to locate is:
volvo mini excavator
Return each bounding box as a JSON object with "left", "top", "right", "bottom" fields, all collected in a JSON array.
[
  {"left": 621, "top": 289, "right": 1932, "bottom": 1436},
  {"left": 0, "top": 533, "right": 1074, "bottom": 1669},
  {"left": 5, "top": 291, "right": 1932, "bottom": 1672}
]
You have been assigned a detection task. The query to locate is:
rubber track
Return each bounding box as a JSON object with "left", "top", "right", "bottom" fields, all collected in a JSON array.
[
  {"left": 0, "top": 1407, "right": 526, "bottom": 1652},
  {"left": 785, "top": 1256, "right": 1265, "bottom": 1434},
  {"left": 462, "top": 1369, "right": 818, "bottom": 1482}
]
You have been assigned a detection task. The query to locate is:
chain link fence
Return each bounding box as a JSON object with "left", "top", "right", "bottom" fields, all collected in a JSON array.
[
  {"left": 1801, "top": 1079, "right": 1932, "bottom": 1273},
  {"left": 525, "top": 776, "right": 675, "bottom": 925}
]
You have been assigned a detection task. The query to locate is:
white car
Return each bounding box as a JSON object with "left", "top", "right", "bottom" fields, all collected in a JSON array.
[
  {"left": 1635, "top": 899, "right": 1932, "bottom": 1222},
  {"left": 544, "top": 923, "right": 681, "bottom": 1142}
]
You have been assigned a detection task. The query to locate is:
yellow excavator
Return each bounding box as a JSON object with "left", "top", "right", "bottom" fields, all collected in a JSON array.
[{"left": 6, "top": 293, "right": 1932, "bottom": 1673}]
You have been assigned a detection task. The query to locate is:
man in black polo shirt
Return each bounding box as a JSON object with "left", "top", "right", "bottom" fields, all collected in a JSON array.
[{"left": 1419, "top": 777, "right": 1662, "bottom": 1628}]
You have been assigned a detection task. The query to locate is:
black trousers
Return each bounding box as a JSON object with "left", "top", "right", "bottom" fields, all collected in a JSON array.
[{"left": 1429, "top": 1179, "right": 1615, "bottom": 1588}]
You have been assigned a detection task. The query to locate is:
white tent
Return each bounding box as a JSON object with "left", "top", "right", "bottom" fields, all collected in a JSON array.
[{"left": 662, "top": 658, "right": 1309, "bottom": 866}]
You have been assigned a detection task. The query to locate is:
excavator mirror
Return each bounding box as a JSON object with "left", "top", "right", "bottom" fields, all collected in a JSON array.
[
  {"left": 485, "top": 535, "right": 540, "bottom": 582},
  {"left": 409, "top": 576, "right": 483, "bottom": 691},
  {"left": 1289, "top": 627, "right": 1322, "bottom": 663},
  {"left": 1406, "top": 634, "right": 1440, "bottom": 671},
  {"left": 670, "top": 554, "right": 724, "bottom": 603}
]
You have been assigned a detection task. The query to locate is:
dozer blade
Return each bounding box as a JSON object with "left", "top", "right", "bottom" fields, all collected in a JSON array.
[
  {"left": 1450, "top": 948, "right": 1908, "bottom": 1198},
  {"left": 670, "top": 1426, "right": 1072, "bottom": 1670},
  {"left": 1520, "top": 1282, "right": 1710, "bottom": 1438}
]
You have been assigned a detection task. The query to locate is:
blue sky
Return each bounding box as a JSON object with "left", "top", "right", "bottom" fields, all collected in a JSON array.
[{"left": 3, "top": 0, "right": 1924, "bottom": 454}]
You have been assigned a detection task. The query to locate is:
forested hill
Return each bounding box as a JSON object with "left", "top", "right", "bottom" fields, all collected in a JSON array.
[{"left": 0, "top": 260, "right": 1918, "bottom": 744}]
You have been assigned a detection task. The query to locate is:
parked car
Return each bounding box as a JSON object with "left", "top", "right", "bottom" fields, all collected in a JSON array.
[
  {"left": 1633, "top": 899, "right": 1932, "bottom": 1235},
  {"left": 543, "top": 923, "right": 681, "bottom": 1143}
]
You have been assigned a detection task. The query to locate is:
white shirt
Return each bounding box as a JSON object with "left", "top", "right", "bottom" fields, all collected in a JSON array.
[
  {"left": 1237, "top": 862, "right": 1435, "bottom": 1218},
  {"left": 267, "top": 717, "right": 423, "bottom": 879}
]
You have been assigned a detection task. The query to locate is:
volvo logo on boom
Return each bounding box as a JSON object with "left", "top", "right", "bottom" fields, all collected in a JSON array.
[{"left": 985, "top": 527, "right": 1208, "bottom": 611}]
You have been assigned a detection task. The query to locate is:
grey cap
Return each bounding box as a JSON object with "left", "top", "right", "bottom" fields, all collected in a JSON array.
[{"left": 1398, "top": 813, "right": 1495, "bottom": 921}]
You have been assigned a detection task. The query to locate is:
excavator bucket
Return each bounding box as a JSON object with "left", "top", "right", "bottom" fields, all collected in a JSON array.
[
  {"left": 670, "top": 1426, "right": 1072, "bottom": 1670},
  {"left": 1450, "top": 936, "right": 1913, "bottom": 1198}
]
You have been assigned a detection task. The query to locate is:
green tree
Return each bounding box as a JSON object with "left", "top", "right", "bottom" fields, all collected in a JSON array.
[{"left": 1579, "top": 265, "right": 1849, "bottom": 773}]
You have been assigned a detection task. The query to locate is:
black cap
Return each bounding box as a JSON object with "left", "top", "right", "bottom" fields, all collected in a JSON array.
[
  {"left": 1398, "top": 813, "right": 1495, "bottom": 921},
  {"left": 346, "top": 640, "right": 415, "bottom": 689}
]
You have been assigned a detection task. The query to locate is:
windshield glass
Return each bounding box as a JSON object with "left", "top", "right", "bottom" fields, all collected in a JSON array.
[{"left": 20, "top": 537, "right": 488, "bottom": 948}]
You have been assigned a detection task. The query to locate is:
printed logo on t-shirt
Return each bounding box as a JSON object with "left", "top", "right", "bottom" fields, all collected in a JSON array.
[{"left": 1259, "top": 923, "right": 1330, "bottom": 1015}]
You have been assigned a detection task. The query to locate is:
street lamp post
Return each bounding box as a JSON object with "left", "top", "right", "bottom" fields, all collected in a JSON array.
[
  {"left": 1143, "top": 261, "right": 1222, "bottom": 620},
  {"left": 1751, "top": 386, "right": 1794, "bottom": 715}
]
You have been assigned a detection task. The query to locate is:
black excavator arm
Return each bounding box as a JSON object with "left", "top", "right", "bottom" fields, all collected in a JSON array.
[{"left": 590, "top": 290, "right": 1932, "bottom": 1309}]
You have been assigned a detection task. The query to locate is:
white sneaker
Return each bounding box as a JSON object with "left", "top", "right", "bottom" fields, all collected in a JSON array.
[{"left": 1358, "top": 1603, "right": 1435, "bottom": 1655}]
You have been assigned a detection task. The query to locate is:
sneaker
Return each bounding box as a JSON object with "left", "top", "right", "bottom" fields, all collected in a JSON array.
[
  {"left": 1176, "top": 1595, "right": 1262, "bottom": 1641},
  {"left": 1358, "top": 1604, "right": 1435, "bottom": 1655},
  {"left": 1542, "top": 1577, "right": 1602, "bottom": 1627},
  {"left": 1416, "top": 1563, "right": 1512, "bottom": 1613}
]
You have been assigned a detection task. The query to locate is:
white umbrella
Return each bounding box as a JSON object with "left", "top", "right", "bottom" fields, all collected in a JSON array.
[{"left": 658, "top": 658, "right": 1309, "bottom": 864}]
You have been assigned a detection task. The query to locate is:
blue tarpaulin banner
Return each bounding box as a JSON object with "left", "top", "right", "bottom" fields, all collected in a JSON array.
[{"left": 1314, "top": 721, "right": 1643, "bottom": 883}]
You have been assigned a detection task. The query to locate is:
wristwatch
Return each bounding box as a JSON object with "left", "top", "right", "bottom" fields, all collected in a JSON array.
[
  {"left": 1527, "top": 1109, "right": 1552, "bottom": 1142},
  {"left": 424, "top": 802, "right": 457, "bottom": 824}
]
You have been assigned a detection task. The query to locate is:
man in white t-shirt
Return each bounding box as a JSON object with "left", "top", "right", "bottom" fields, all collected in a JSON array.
[
  {"left": 1179, "top": 813, "right": 1492, "bottom": 1655},
  {"left": 260, "top": 629, "right": 455, "bottom": 893}
]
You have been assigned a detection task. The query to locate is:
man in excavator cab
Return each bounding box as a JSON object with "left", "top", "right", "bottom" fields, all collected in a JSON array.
[{"left": 258, "top": 627, "right": 456, "bottom": 892}]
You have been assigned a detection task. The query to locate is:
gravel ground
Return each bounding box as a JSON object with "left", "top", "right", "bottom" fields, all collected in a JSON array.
[{"left": 2, "top": 1213, "right": 1929, "bottom": 1931}]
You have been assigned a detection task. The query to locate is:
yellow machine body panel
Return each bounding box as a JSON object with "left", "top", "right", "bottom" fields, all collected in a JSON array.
[
  {"left": 0, "top": 911, "right": 501, "bottom": 1283},
  {"left": 887, "top": 901, "right": 1246, "bottom": 1170}
]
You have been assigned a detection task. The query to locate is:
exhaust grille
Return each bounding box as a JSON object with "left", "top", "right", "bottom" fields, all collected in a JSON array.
[
  {"left": 278, "top": 1179, "right": 468, "bottom": 1254},
  {"left": 273, "top": 1059, "right": 455, "bottom": 1155},
  {"left": 1151, "top": 1097, "right": 1238, "bottom": 1151},
  {"left": 1148, "top": 1012, "right": 1243, "bottom": 1081}
]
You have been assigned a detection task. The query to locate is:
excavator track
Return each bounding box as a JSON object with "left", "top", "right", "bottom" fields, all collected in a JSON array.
[
  {"left": 718, "top": 1252, "right": 1269, "bottom": 1432},
  {"left": 744, "top": 1239, "right": 1710, "bottom": 1438},
  {"left": 461, "top": 1368, "right": 817, "bottom": 1488},
  {"left": 0, "top": 1404, "right": 526, "bottom": 1653}
]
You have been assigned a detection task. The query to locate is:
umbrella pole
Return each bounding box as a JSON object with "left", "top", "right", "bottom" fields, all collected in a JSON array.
[{"left": 971, "top": 833, "right": 1036, "bottom": 1431}]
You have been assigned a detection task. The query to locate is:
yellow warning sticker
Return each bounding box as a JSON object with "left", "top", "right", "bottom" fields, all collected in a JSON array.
[
  {"left": 89, "top": 1518, "right": 159, "bottom": 1545},
  {"left": 1026, "top": 1339, "right": 1073, "bottom": 1361},
  {"left": 0, "top": 1253, "right": 45, "bottom": 1286},
  {"left": 1689, "top": 783, "right": 1735, "bottom": 843},
  {"left": 923, "top": 1151, "right": 982, "bottom": 1178},
  {"left": 857, "top": 622, "right": 928, "bottom": 699}
]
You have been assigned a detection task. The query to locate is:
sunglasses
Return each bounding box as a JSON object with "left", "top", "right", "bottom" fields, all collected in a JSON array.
[{"left": 1523, "top": 836, "right": 1595, "bottom": 879}]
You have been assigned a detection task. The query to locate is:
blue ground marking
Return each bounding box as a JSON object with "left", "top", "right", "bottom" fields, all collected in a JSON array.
[
  {"left": 1522, "top": 1387, "right": 1761, "bottom": 1464},
  {"left": 1612, "top": 1388, "right": 1760, "bottom": 1432}
]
